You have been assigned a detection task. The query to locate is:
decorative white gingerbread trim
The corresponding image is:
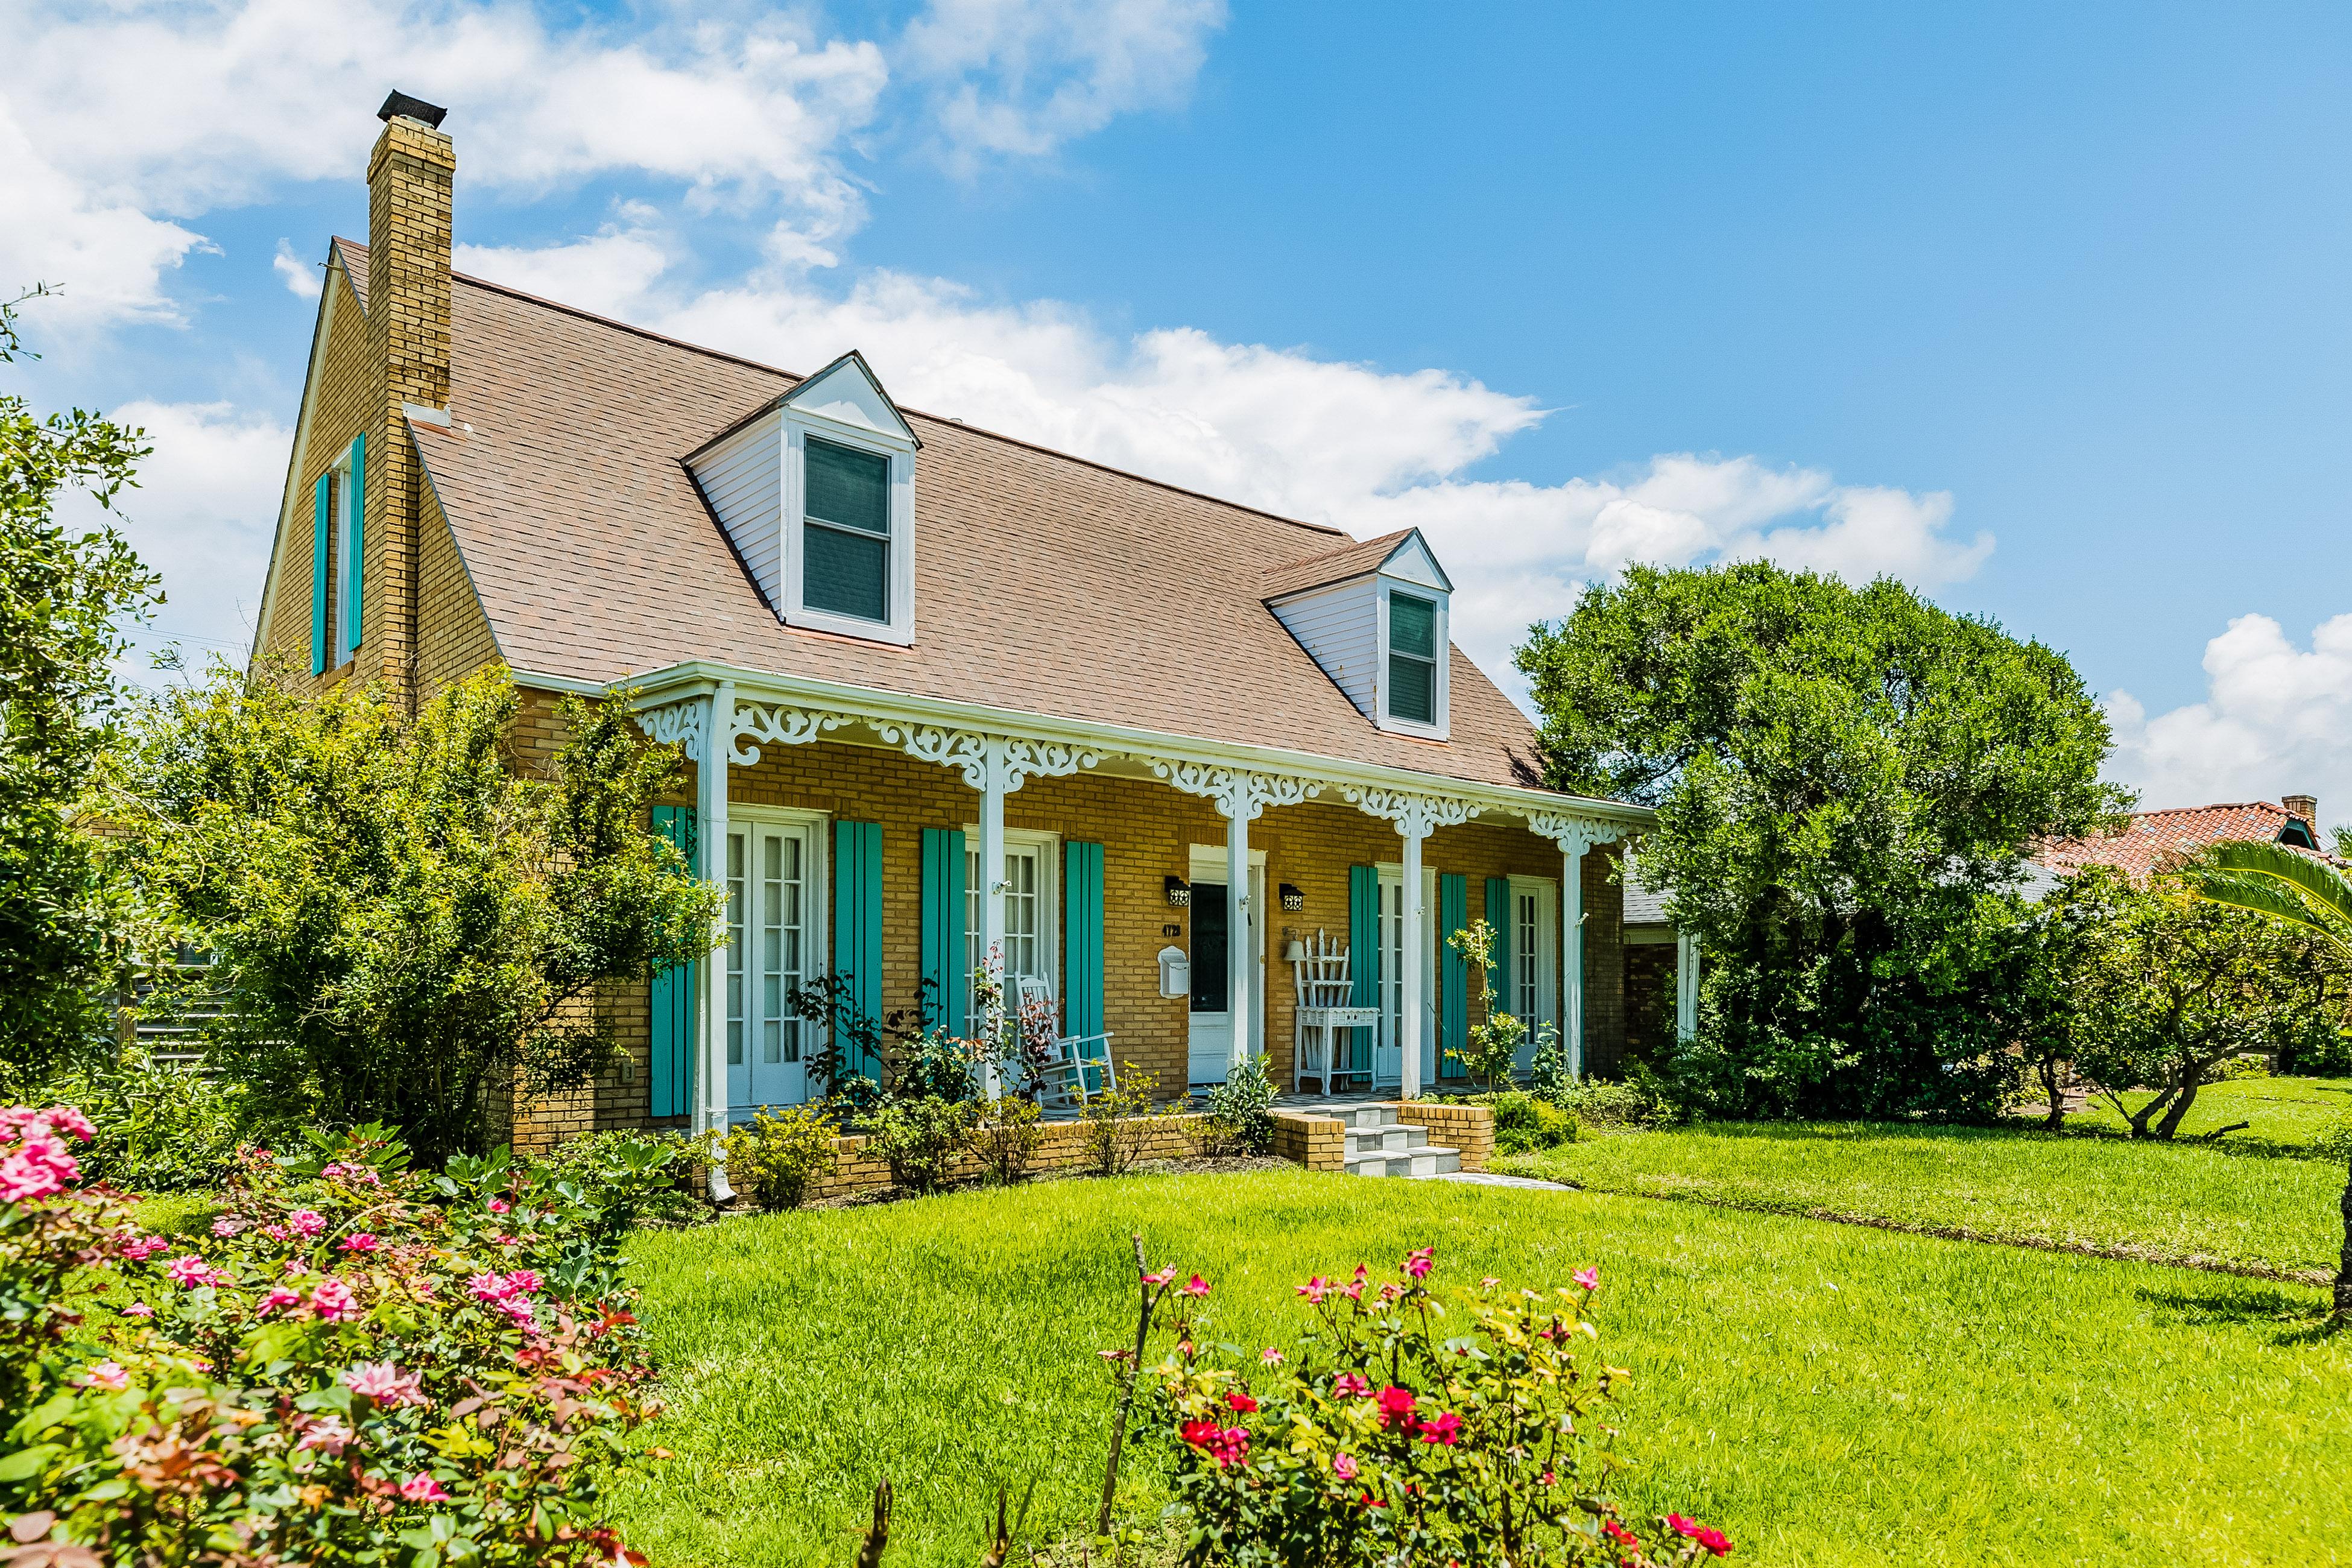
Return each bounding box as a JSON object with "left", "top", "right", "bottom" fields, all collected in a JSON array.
[
  {"left": 1525, "top": 812, "right": 1630, "bottom": 855},
  {"left": 1342, "top": 785, "right": 1480, "bottom": 839},
  {"left": 1148, "top": 760, "right": 1321, "bottom": 821},
  {"left": 871, "top": 723, "right": 1105, "bottom": 794},
  {"left": 634, "top": 698, "right": 709, "bottom": 763},
  {"left": 730, "top": 703, "right": 850, "bottom": 767}
]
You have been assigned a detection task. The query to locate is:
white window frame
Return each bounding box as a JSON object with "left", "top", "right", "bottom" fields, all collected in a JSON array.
[
  {"left": 1374, "top": 580, "right": 1451, "bottom": 740},
  {"left": 1505, "top": 874, "right": 1558, "bottom": 1032},
  {"left": 724, "top": 806, "right": 829, "bottom": 1114},
  {"left": 966, "top": 827, "right": 1060, "bottom": 1023},
  {"left": 779, "top": 408, "right": 917, "bottom": 646}
]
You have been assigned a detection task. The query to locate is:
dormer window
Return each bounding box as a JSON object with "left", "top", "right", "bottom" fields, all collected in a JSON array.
[
  {"left": 1262, "top": 526, "right": 1454, "bottom": 741},
  {"left": 803, "top": 436, "right": 892, "bottom": 623},
  {"left": 1386, "top": 590, "right": 1438, "bottom": 724},
  {"left": 686, "top": 349, "right": 920, "bottom": 647}
]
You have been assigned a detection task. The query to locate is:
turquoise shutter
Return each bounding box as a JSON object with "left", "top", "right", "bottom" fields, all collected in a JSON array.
[
  {"left": 1064, "top": 841, "right": 1106, "bottom": 1040},
  {"left": 1348, "top": 864, "right": 1379, "bottom": 1079},
  {"left": 834, "top": 820, "right": 884, "bottom": 1080},
  {"left": 1438, "top": 873, "right": 1467, "bottom": 1078},
  {"left": 920, "top": 827, "right": 968, "bottom": 1037},
  {"left": 1485, "top": 876, "right": 1512, "bottom": 1027},
  {"left": 343, "top": 434, "right": 365, "bottom": 658},
  {"left": 310, "top": 472, "right": 330, "bottom": 674},
  {"left": 648, "top": 805, "right": 698, "bottom": 1118}
]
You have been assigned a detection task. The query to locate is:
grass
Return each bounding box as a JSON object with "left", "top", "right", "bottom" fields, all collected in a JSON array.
[
  {"left": 1495, "top": 1080, "right": 2351, "bottom": 1282},
  {"left": 615, "top": 1169, "right": 2348, "bottom": 1567},
  {"left": 2069, "top": 1072, "right": 2352, "bottom": 1149}
]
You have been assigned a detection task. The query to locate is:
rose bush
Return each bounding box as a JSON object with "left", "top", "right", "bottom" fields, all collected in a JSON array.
[
  {"left": 0, "top": 1110, "right": 659, "bottom": 1567},
  {"left": 1148, "top": 1246, "right": 1730, "bottom": 1567}
]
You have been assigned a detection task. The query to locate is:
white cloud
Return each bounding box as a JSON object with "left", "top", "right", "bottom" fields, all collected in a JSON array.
[
  {"left": 900, "top": 0, "right": 1227, "bottom": 168},
  {"left": 272, "top": 238, "right": 321, "bottom": 299},
  {"left": 2, "top": 0, "right": 891, "bottom": 327},
  {"left": 84, "top": 400, "right": 295, "bottom": 668},
  {"left": 2107, "top": 613, "right": 2352, "bottom": 824},
  {"left": 454, "top": 227, "right": 672, "bottom": 320}
]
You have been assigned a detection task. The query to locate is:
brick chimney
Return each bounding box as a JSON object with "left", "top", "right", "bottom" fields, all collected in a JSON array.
[
  {"left": 364, "top": 90, "right": 454, "bottom": 710},
  {"left": 2284, "top": 793, "right": 2319, "bottom": 829}
]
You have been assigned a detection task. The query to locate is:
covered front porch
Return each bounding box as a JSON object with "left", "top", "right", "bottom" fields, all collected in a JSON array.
[{"left": 625, "top": 663, "right": 1664, "bottom": 1137}]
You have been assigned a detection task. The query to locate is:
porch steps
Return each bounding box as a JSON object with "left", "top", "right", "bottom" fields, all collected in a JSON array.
[{"left": 1292, "top": 1101, "right": 1461, "bottom": 1179}]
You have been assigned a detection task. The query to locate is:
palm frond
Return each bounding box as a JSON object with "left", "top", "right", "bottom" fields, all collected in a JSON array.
[{"left": 2208, "top": 839, "right": 2352, "bottom": 926}]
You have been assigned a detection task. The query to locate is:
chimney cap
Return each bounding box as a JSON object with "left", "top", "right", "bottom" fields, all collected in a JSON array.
[{"left": 377, "top": 90, "right": 448, "bottom": 129}]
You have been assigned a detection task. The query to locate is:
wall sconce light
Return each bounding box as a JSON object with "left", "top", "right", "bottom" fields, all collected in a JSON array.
[
  {"left": 1279, "top": 882, "right": 1305, "bottom": 911},
  {"left": 1164, "top": 875, "right": 1192, "bottom": 908}
]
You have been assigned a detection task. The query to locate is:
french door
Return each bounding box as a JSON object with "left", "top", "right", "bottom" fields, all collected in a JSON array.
[
  {"left": 965, "top": 832, "right": 1058, "bottom": 1029},
  {"left": 726, "top": 817, "right": 824, "bottom": 1114},
  {"left": 1507, "top": 879, "right": 1558, "bottom": 1074},
  {"left": 1373, "top": 868, "right": 1438, "bottom": 1087}
]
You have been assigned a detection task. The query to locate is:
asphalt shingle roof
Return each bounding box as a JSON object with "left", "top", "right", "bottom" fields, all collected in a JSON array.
[{"left": 337, "top": 241, "right": 1554, "bottom": 792}]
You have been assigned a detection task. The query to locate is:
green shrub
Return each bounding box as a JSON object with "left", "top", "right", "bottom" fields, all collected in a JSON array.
[
  {"left": 718, "top": 1105, "right": 841, "bottom": 1210},
  {"left": 533, "top": 1127, "right": 700, "bottom": 1239},
  {"left": 1, "top": 1105, "right": 656, "bottom": 1566},
  {"left": 1561, "top": 1073, "right": 1677, "bottom": 1130},
  {"left": 1201, "top": 1057, "right": 1277, "bottom": 1155},
  {"left": 1086, "top": 1067, "right": 1163, "bottom": 1177},
  {"left": 1490, "top": 1092, "right": 1578, "bottom": 1155},
  {"left": 42, "top": 1051, "right": 250, "bottom": 1192},
  {"left": 1149, "top": 1244, "right": 1730, "bottom": 1565},
  {"left": 965, "top": 1095, "right": 1045, "bottom": 1186},
  {"left": 869, "top": 1096, "right": 978, "bottom": 1195},
  {"left": 1526, "top": 1026, "right": 1573, "bottom": 1107}
]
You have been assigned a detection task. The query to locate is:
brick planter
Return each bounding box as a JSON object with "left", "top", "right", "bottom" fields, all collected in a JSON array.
[{"left": 1395, "top": 1102, "right": 1494, "bottom": 1172}]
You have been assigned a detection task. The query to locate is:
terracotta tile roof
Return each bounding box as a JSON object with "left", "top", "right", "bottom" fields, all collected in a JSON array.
[
  {"left": 338, "top": 241, "right": 1557, "bottom": 793},
  {"left": 1259, "top": 530, "right": 1415, "bottom": 601},
  {"left": 2034, "top": 800, "right": 2331, "bottom": 879}
]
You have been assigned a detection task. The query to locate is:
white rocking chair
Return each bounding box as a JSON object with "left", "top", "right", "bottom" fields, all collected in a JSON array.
[
  {"left": 1289, "top": 929, "right": 1379, "bottom": 1095},
  {"left": 1013, "top": 975, "right": 1117, "bottom": 1109}
]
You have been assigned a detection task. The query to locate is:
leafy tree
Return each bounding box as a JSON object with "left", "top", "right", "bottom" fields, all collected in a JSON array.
[
  {"left": 0, "top": 285, "right": 161, "bottom": 1092},
  {"left": 111, "top": 663, "right": 722, "bottom": 1163},
  {"left": 2064, "top": 859, "right": 2350, "bottom": 1139},
  {"left": 1517, "top": 562, "right": 2126, "bottom": 1119},
  {"left": 2191, "top": 839, "right": 2352, "bottom": 1316}
]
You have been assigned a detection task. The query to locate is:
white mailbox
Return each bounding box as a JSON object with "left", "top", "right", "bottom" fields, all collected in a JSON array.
[{"left": 1156, "top": 945, "right": 1190, "bottom": 999}]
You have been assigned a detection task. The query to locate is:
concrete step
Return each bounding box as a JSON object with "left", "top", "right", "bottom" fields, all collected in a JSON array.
[
  {"left": 1342, "top": 1144, "right": 1462, "bottom": 1179},
  {"left": 1343, "top": 1124, "right": 1427, "bottom": 1156},
  {"left": 1289, "top": 1101, "right": 1405, "bottom": 1131}
]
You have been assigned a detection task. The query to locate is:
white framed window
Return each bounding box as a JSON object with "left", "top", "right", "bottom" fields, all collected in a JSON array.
[
  {"left": 1374, "top": 581, "right": 1451, "bottom": 739},
  {"left": 1504, "top": 875, "right": 1558, "bottom": 1065},
  {"left": 725, "top": 809, "right": 827, "bottom": 1112},
  {"left": 965, "top": 829, "right": 1060, "bottom": 1025},
  {"left": 776, "top": 353, "right": 918, "bottom": 646}
]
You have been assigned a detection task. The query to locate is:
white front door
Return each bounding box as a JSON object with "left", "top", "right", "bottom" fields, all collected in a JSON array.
[{"left": 727, "top": 817, "right": 823, "bottom": 1115}]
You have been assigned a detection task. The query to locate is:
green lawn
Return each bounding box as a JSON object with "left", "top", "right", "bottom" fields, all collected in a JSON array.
[
  {"left": 1496, "top": 1084, "right": 2350, "bottom": 1281},
  {"left": 2069, "top": 1073, "right": 2352, "bottom": 1150},
  {"left": 616, "top": 1169, "right": 2348, "bottom": 1567}
]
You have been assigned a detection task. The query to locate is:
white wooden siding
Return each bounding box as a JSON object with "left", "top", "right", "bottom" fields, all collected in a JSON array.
[
  {"left": 1271, "top": 575, "right": 1380, "bottom": 719},
  {"left": 688, "top": 414, "right": 783, "bottom": 613}
]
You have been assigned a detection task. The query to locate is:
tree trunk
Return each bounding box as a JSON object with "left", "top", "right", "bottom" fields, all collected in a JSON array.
[
  {"left": 2151, "top": 1073, "right": 2202, "bottom": 1140},
  {"left": 2038, "top": 1057, "right": 2067, "bottom": 1131},
  {"left": 2337, "top": 1159, "right": 2351, "bottom": 1321}
]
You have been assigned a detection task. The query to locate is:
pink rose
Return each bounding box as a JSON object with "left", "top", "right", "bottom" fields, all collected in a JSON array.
[
  {"left": 398, "top": 1473, "right": 451, "bottom": 1503},
  {"left": 165, "top": 1255, "right": 224, "bottom": 1289},
  {"left": 288, "top": 1210, "right": 327, "bottom": 1238},
  {"left": 1403, "top": 1247, "right": 1435, "bottom": 1279},
  {"left": 256, "top": 1286, "right": 303, "bottom": 1317},
  {"left": 1181, "top": 1275, "right": 1210, "bottom": 1298},
  {"left": 1332, "top": 1452, "right": 1358, "bottom": 1481},
  {"left": 487, "top": 1198, "right": 510, "bottom": 1215},
  {"left": 1573, "top": 1266, "right": 1599, "bottom": 1292},
  {"left": 311, "top": 1279, "right": 361, "bottom": 1322},
  {"left": 120, "top": 1301, "right": 153, "bottom": 1318},
  {"left": 342, "top": 1361, "right": 425, "bottom": 1406},
  {"left": 78, "top": 1361, "right": 129, "bottom": 1391},
  {"left": 338, "top": 1233, "right": 379, "bottom": 1253},
  {"left": 296, "top": 1415, "right": 353, "bottom": 1455}
]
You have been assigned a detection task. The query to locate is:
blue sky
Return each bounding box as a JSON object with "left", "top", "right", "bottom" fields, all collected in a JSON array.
[{"left": 7, "top": 1, "right": 2351, "bottom": 815}]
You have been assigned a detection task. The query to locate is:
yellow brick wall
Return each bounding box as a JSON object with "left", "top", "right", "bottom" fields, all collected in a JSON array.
[
  {"left": 1396, "top": 1101, "right": 1494, "bottom": 1172},
  {"left": 256, "top": 262, "right": 376, "bottom": 682}
]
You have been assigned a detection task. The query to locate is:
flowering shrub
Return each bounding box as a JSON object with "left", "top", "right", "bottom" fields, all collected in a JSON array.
[
  {"left": 1148, "top": 1246, "right": 1731, "bottom": 1567},
  {"left": 0, "top": 1110, "right": 658, "bottom": 1567},
  {"left": 717, "top": 1106, "right": 839, "bottom": 1209}
]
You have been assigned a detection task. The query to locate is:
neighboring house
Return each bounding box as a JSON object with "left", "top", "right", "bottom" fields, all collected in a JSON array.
[
  {"left": 247, "top": 96, "right": 1654, "bottom": 1149},
  {"left": 2031, "top": 794, "right": 2333, "bottom": 888}
]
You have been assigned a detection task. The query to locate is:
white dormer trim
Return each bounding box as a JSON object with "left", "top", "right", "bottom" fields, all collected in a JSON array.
[
  {"left": 688, "top": 351, "right": 920, "bottom": 648},
  {"left": 1374, "top": 578, "right": 1450, "bottom": 742}
]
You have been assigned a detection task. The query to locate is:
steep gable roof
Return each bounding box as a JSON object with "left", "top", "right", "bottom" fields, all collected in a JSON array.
[{"left": 337, "top": 241, "right": 1552, "bottom": 791}]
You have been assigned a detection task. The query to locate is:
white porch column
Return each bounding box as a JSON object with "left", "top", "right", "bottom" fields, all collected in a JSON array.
[
  {"left": 978, "top": 736, "right": 1010, "bottom": 1099},
  {"left": 1562, "top": 840, "right": 1587, "bottom": 1080},
  {"left": 1398, "top": 822, "right": 1427, "bottom": 1099},
  {"left": 697, "top": 680, "right": 734, "bottom": 1202},
  {"left": 1226, "top": 804, "right": 1252, "bottom": 1071},
  {"left": 1677, "top": 931, "right": 1700, "bottom": 1040}
]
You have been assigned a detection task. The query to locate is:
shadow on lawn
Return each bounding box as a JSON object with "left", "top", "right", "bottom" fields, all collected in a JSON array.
[
  {"left": 1649, "top": 1117, "right": 2330, "bottom": 1162},
  {"left": 2135, "top": 1278, "right": 2344, "bottom": 1343}
]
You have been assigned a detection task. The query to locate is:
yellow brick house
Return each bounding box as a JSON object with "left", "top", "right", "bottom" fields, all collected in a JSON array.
[{"left": 250, "top": 94, "right": 1654, "bottom": 1151}]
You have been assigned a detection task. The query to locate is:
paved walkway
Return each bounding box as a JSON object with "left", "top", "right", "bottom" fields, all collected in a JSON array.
[{"left": 1437, "top": 1170, "right": 1573, "bottom": 1190}]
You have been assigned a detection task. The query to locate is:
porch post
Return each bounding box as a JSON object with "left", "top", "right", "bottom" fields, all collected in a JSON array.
[
  {"left": 1226, "top": 803, "right": 1251, "bottom": 1071},
  {"left": 978, "top": 737, "right": 1009, "bottom": 1099},
  {"left": 1399, "top": 823, "right": 1426, "bottom": 1099},
  {"left": 1677, "top": 931, "right": 1699, "bottom": 1040},
  {"left": 698, "top": 680, "right": 734, "bottom": 1201},
  {"left": 1562, "top": 840, "right": 1586, "bottom": 1080}
]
